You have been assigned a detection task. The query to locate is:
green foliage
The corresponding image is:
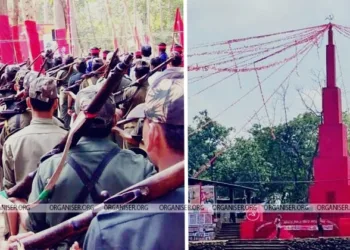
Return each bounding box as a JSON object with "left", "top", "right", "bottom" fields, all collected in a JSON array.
[
  {"left": 189, "top": 111, "right": 350, "bottom": 203},
  {"left": 30, "top": 0, "right": 183, "bottom": 54}
]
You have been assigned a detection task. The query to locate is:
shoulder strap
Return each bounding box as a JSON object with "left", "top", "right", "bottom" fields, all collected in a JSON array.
[{"left": 67, "top": 147, "right": 120, "bottom": 203}]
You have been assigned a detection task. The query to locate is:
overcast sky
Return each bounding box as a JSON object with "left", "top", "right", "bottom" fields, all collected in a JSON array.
[{"left": 188, "top": 0, "right": 350, "bottom": 139}]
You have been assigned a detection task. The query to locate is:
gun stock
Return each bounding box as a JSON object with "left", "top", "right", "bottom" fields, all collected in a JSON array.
[
  {"left": 4, "top": 170, "right": 37, "bottom": 199},
  {"left": 8, "top": 161, "right": 184, "bottom": 250}
]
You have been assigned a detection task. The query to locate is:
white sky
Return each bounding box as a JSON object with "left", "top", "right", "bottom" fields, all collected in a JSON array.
[{"left": 188, "top": 0, "right": 350, "bottom": 139}]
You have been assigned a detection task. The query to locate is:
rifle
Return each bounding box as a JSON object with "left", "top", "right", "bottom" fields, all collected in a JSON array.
[
  {"left": 28, "top": 51, "right": 44, "bottom": 69},
  {"left": 46, "top": 57, "right": 78, "bottom": 74},
  {"left": 113, "top": 56, "right": 174, "bottom": 99},
  {"left": 113, "top": 56, "right": 174, "bottom": 108},
  {"left": 30, "top": 51, "right": 133, "bottom": 205},
  {"left": 18, "top": 61, "right": 28, "bottom": 68},
  {"left": 63, "top": 63, "right": 109, "bottom": 92},
  {"left": 0, "top": 100, "right": 27, "bottom": 119},
  {"left": 0, "top": 52, "right": 133, "bottom": 202},
  {"left": 8, "top": 160, "right": 184, "bottom": 250},
  {"left": 0, "top": 63, "right": 8, "bottom": 76},
  {"left": 47, "top": 61, "right": 76, "bottom": 76}
]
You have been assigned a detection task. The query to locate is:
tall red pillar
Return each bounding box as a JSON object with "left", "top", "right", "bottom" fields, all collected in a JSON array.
[{"left": 309, "top": 24, "right": 350, "bottom": 203}]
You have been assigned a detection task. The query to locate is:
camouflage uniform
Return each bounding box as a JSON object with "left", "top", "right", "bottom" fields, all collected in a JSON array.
[
  {"left": 84, "top": 77, "right": 185, "bottom": 250},
  {"left": 26, "top": 85, "right": 156, "bottom": 249}
]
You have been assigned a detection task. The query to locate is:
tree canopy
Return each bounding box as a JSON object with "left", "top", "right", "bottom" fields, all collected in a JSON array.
[{"left": 189, "top": 111, "right": 350, "bottom": 203}]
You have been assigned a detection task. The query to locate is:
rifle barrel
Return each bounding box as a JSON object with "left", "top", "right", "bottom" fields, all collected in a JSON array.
[
  {"left": 9, "top": 161, "right": 184, "bottom": 249},
  {"left": 113, "top": 56, "right": 174, "bottom": 97}
]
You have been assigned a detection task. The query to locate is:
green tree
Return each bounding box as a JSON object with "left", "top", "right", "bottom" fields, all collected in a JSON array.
[{"left": 189, "top": 111, "right": 350, "bottom": 203}]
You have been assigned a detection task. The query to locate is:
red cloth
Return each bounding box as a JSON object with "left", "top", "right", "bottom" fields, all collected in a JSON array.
[
  {"left": 24, "top": 20, "right": 43, "bottom": 71},
  {"left": 173, "top": 8, "right": 184, "bottom": 47},
  {"left": 55, "top": 29, "right": 69, "bottom": 56},
  {"left": 12, "top": 25, "right": 23, "bottom": 63},
  {"left": 0, "top": 15, "right": 15, "bottom": 63}
]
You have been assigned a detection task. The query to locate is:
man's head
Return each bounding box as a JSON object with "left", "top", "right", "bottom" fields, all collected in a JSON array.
[
  {"left": 150, "top": 57, "right": 162, "bottom": 70},
  {"left": 173, "top": 44, "right": 183, "bottom": 55},
  {"left": 75, "top": 85, "right": 116, "bottom": 137},
  {"left": 64, "top": 55, "right": 75, "bottom": 65},
  {"left": 92, "top": 58, "right": 104, "bottom": 71},
  {"left": 170, "top": 51, "right": 182, "bottom": 67},
  {"left": 142, "top": 77, "right": 184, "bottom": 167},
  {"left": 4, "top": 65, "right": 20, "bottom": 83},
  {"left": 102, "top": 50, "right": 111, "bottom": 60},
  {"left": 45, "top": 49, "right": 53, "bottom": 59},
  {"left": 135, "top": 51, "right": 142, "bottom": 59},
  {"left": 75, "top": 58, "right": 87, "bottom": 73},
  {"left": 134, "top": 60, "right": 150, "bottom": 79},
  {"left": 54, "top": 56, "right": 63, "bottom": 66},
  {"left": 90, "top": 47, "right": 100, "bottom": 57},
  {"left": 141, "top": 45, "right": 152, "bottom": 57},
  {"left": 25, "top": 77, "right": 58, "bottom": 115},
  {"left": 158, "top": 42, "right": 167, "bottom": 53}
]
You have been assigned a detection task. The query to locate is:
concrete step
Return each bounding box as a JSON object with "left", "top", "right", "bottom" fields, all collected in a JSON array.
[{"left": 225, "top": 246, "right": 288, "bottom": 250}]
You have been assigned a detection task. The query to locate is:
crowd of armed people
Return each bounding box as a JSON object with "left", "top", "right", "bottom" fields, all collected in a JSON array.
[{"left": 0, "top": 42, "right": 185, "bottom": 250}]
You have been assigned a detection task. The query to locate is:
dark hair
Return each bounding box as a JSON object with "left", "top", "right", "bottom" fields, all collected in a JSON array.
[
  {"left": 141, "top": 45, "right": 152, "bottom": 57},
  {"left": 171, "top": 54, "right": 182, "bottom": 67},
  {"left": 158, "top": 42, "right": 166, "bottom": 53},
  {"left": 54, "top": 57, "right": 62, "bottom": 66},
  {"left": 160, "top": 123, "right": 184, "bottom": 154},
  {"left": 81, "top": 122, "right": 113, "bottom": 138},
  {"left": 64, "top": 55, "right": 74, "bottom": 65},
  {"left": 92, "top": 59, "right": 103, "bottom": 71},
  {"left": 76, "top": 59, "right": 87, "bottom": 73},
  {"left": 135, "top": 61, "right": 150, "bottom": 79},
  {"left": 30, "top": 98, "right": 55, "bottom": 111},
  {"left": 150, "top": 57, "right": 162, "bottom": 69}
]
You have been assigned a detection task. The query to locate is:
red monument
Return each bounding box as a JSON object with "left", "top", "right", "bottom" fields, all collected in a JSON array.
[
  {"left": 240, "top": 24, "right": 350, "bottom": 239},
  {"left": 309, "top": 24, "right": 350, "bottom": 204}
]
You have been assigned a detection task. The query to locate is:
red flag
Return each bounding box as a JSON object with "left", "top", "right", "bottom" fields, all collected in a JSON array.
[{"left": 173, "top": 8, "right": 184, "bottom": 47}]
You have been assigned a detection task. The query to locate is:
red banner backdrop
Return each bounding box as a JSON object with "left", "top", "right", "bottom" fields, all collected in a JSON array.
[
  {"left": 0, "top": 15, "right": 15, "bottom": 64},
  {"left": 11, "top": 25, "right": 22, "bottom": 63},
  {"left": 24, "top": 20, "right": 43, "bottom": 71}
]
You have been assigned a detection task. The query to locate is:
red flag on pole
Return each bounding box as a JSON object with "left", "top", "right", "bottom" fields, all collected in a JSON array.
[{"left": 173, "top": 8, "right": 184, "bottom": 47}]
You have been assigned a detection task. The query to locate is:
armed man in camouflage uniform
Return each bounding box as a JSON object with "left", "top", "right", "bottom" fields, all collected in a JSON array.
[
  {"left": 26, "top": 85, "right": 156, "bottom": 249},
  {"left": 84, "top": 75, "right": 184, "bottom": 250}
]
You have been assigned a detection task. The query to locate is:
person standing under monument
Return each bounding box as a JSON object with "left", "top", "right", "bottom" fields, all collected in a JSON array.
[
  {"left": 317, "top": 213, "right": 324, "bottom": 237},
  {"left": 274, "top": 214, "right": 282, "bottom": 239}
]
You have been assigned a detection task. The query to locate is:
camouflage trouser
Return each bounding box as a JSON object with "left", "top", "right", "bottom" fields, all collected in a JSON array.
[{"left": 59, "top": 87, "right": 71, "bottom": 129}]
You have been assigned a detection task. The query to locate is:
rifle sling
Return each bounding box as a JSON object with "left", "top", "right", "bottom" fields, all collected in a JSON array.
[{"left": 67, "top": 147, "right": 120, "bottom": 203}]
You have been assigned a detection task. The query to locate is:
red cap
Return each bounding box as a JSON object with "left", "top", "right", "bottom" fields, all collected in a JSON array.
[
  {"left": 90, "top": 48, "right": 100, "bottom": 54},
  {"left": 173, "top": 46, "right": 183, "bottom": 53},
  {"left": 135, "top": 51, "right": 142, "bottom": 57}
]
